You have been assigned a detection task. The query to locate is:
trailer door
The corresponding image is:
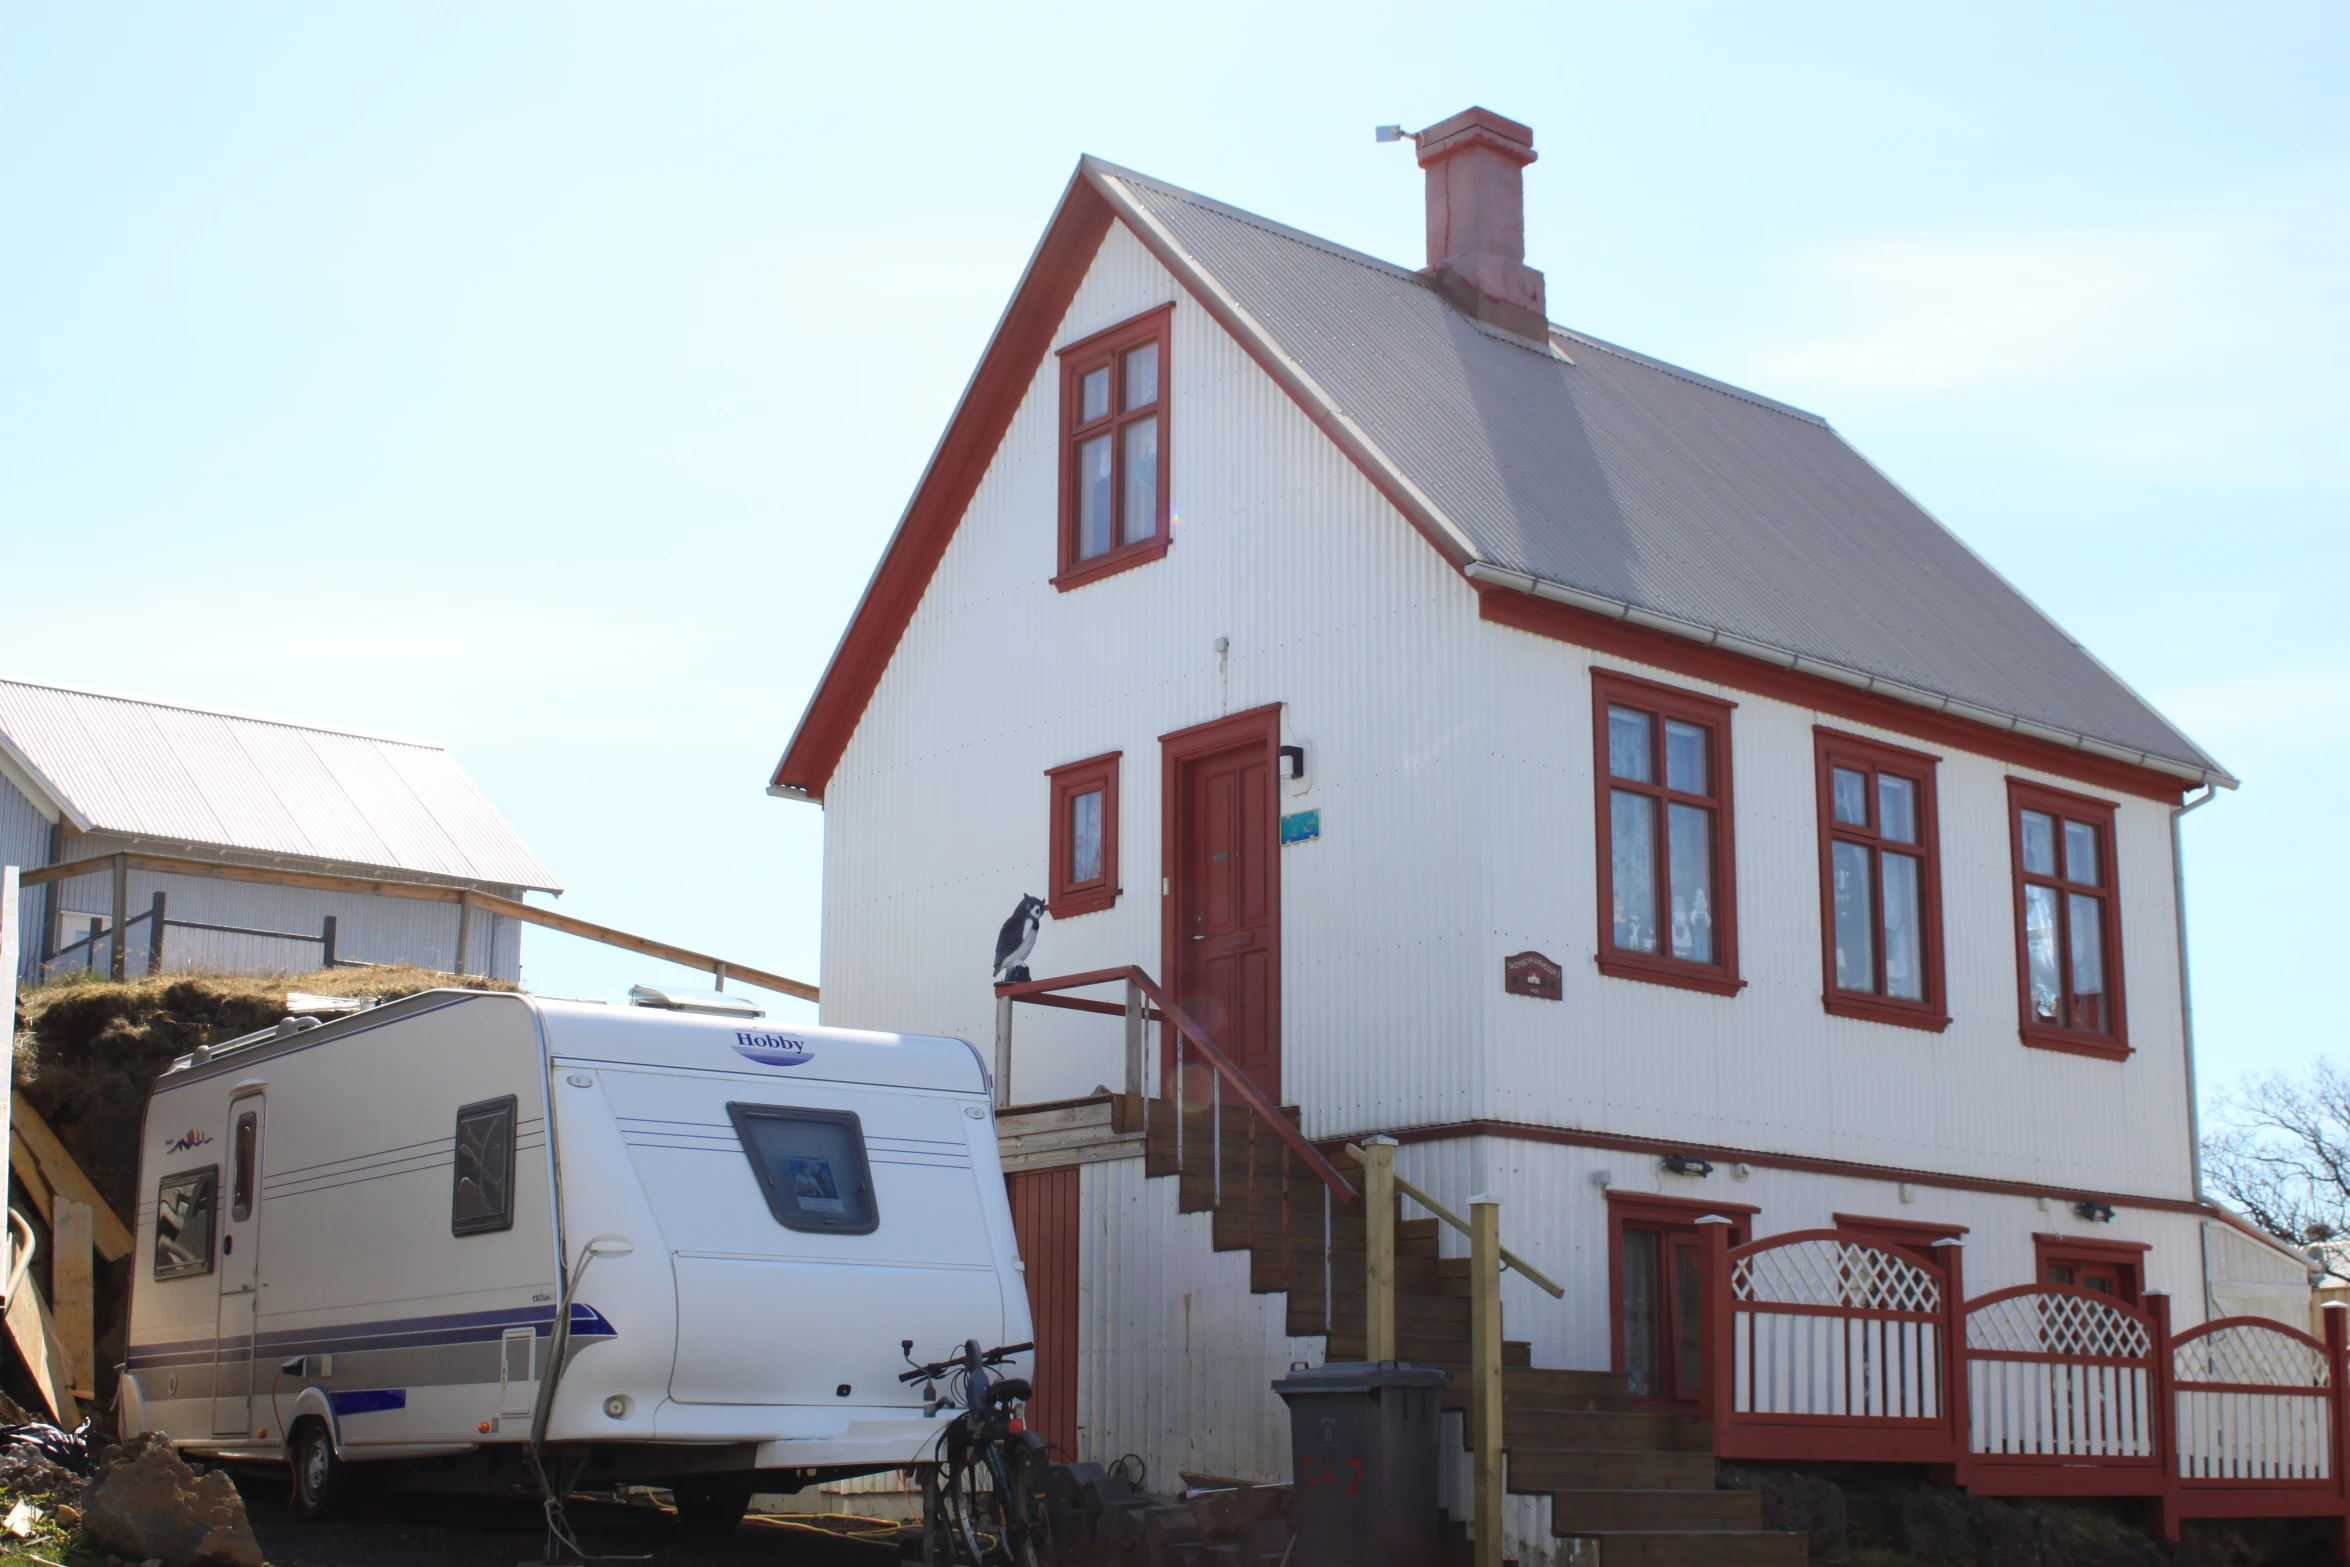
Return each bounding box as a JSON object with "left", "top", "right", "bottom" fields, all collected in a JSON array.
[{"left": 211, "top": 1093, "right": 264, "bottom": 1436}]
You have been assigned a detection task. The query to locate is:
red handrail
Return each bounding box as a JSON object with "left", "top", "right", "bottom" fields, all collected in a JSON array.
[{"left": 995, "top": 966, "right": 1356, "bottom": 1203}]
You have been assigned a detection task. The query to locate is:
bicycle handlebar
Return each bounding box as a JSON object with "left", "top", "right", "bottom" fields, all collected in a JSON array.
[{"left": 898, "top": 1340, "right": 1035, "bottom": 1384}]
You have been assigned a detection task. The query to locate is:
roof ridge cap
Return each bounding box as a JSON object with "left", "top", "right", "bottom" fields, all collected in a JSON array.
[
  {"left": 1083, "top": 157, "right": 1432, "bottom": 286},
  {"left": 0, "top": 674, "right": 449, "bottom": 751}
]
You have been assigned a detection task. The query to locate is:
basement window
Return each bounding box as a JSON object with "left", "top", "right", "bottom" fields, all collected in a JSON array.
[
  {"left": 154, "top": 1167, "right": 219, "bottom": 1280},
  {"left": 1055, "top": 305, "right": 1173, "bottom": 591},
  {"left": 729, "top": 1104, "right": 880, "bottom": 1235}
]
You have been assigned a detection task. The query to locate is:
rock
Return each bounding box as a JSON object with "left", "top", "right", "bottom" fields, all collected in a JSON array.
[
  {"left": 75, "top": 1432, "right": 262, "bottom": 1567},
  {"left": 0, "top": 1442, "right": 84, "bottom": 1502},
  {"left": 1718, "top": 1463, "right": 1846, "bottom": 1557}
]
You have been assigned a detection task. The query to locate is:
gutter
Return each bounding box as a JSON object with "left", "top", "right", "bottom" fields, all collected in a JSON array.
[
  {"left": 1463, "top": 563, "right": 2236, "bottom": 792},
  {"left": 2171, "top": 783, "right": 2221, "bottom": 1322}
]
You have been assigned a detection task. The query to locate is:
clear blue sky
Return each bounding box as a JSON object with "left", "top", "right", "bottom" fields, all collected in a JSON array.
[{"left": 4, "top": 4, "right": 2342, "bottom": 1114}]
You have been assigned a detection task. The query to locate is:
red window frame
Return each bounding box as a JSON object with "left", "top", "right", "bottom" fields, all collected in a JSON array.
[
  {"left": 2032, "top": 1232, "right": 2148, "bottom": 1305},
  {"left": 2006, "top": 779, "right": 2129, "bottom": 1059},
  {"left": 1832, "top": 1212, "right": 1969, "bottom": 1261},
  {"left": 1591, "top": 670, "right": 1741, "bottom": 997},
  {"left": 1054, "top": 305, "right": 1173, "bottom": 592},
  {"left": 1814, "top": 729, "right": 1949, "bottom": 1032},
  {"left": 1045, "top": 752, "right": 1121, "bottom": 918}
]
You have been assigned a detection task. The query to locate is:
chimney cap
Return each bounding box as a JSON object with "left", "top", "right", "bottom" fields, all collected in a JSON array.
[{"left": 1415, "top": 106, "right": 1536, "bottom": 170}]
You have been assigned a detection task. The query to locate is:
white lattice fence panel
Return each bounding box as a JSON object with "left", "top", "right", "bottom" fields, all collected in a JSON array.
[
  {"left": 1734, "top": 1240, "right": 1940, "bottom": 1313},
  {"left": 2174, "top": 1324, "right": 2330, "bottom": 1389},
  {"left": 1733, "top": 1310, "right": 1942, "bottom": 1420},
  {"left": 2175, "top": 1390, "right": 2332, "bottom": 1480},
  {"left": 1966, "top": 1292, "right": 2151, "bottom": 1360},
  {"left": 1968, "top": 1360, "right": 2154, "bottom": 1458}
]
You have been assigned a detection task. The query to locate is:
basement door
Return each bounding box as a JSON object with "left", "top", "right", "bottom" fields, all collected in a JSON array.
[
  {"left": 1162, "top": 707, "right": 1282, "bottom": 1105},
  {"left": 1005, "top": 1166, "right": 1080, "bottom": 1460}
]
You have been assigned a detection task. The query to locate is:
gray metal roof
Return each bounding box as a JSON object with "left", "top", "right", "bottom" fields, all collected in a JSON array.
[
  {"left": 1094, "top": 162, "right": 2226, "bottom": 785},
  {"left": 0, "top": 678, "right": 560, "bottom": 891}
]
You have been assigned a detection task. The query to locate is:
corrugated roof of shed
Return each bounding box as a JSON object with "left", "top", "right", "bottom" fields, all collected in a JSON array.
[
  {"left": 0, "top": 678, "right": 560, "bottom": 891},
  {"left": 1097, "top": 162, "right": 2222, "bottom": 782}
]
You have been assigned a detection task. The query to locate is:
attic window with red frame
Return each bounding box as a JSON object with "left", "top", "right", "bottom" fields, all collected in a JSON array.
[
  {"left": 1592, "top": 671, "right": 1741, "bottom": 997},
  {"left": 2008, "top": 779, "right": 2128, "bottom": 1058},
  {"left": 1046, "top": 753, "right": 1120, "bottom": 918},
  {"left": 1055, "top": 306, "right": 1171, "bottom": 591},
  {"left": 1815, "top": 730, "right": 1949, "bottom": 1032}
]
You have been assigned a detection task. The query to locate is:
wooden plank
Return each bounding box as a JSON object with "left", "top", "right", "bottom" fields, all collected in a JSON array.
[
  {"left": 8, "top": 1135, "right": 51, "bottom": 1218},
  {"left": 3, "top": 1275, "right": 77, "bottom": 1425},
  {"left": 465, "top": 891, "right": 818, "bottom": 1003},
  {"left": 999, "top": 1140, "right": 1144, "bottom": 1175},
  {"left": 11, "top": 1094, "right": 132, "bottom": 1262},
  {"left": 50, "top": 1198, "right": 92, "bottom": 1397}
]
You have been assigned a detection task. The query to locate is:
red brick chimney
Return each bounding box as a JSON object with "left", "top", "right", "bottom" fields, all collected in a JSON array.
[{"left": 1415, "top": 107, "right": 1546, "bottom": 339}]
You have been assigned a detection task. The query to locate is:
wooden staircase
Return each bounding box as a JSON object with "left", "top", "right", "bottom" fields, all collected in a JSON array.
[{"left": 1143, "top": 1102, "right": 1805, "bottom": 1565}]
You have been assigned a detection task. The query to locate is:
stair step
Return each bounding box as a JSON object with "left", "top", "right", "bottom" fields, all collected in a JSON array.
[
  {"left": 1506, "top": 1368, "right": 1634, "bottom": 1399},
  {"left": 1546, "top": 1491, "right": 1761, "bottom": 1532},
  {"left": 1467, "top": 1410, "right": 1711, "bottom": 1453},
  {"left": 1564, "top": 1530, "right": 1806, "bottom": 1564},
  {"left": 1509, "top": 1451, "right": 1716, "bottom": 1491}
]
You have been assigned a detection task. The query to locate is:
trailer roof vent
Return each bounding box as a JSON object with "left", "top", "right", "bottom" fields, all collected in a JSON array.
[{"left": 627, "top": 984, "right": 765, "bottom": 1019}]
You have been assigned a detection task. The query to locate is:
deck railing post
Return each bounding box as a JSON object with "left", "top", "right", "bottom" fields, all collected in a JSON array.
[
  {"left": 1363, "top": 1136, "right": 1398, "bottom": 1364},
  {"left": 148, "top": 892, "right": 167, "bottom": 977},
  {"left": 993, "top": 996, "right": 1013, "bottom": 1110},
  {"left": 1701, "top": 1219, "right": 1734, "bottom": 1451},
  {"left": 109, "top": 854, "right": 127, "bottom": 980},
  {"left": 453, "top": 889, "right": 473, "bottom": 977},
  {"left": 1470, "top": 1195, "right": 1503, "bottom": 1567},
  {"left": 1936, "top": 1240, "right": 1967, "bottom": 1464},
  {"left": 2145, "top": 1291, "right": 2178, "bottom": 1539},
  {"left": 319, "top": 913, "right": 336, "bottom": 970},
  {"left": 2323, "top": 1305, "right": 2348, "bottom": 1504},
  {"left": 1122, "top": 977, "right": 1145, "bottom": 1130}
]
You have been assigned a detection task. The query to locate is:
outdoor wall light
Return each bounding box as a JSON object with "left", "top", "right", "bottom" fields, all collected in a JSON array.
[
  {"left": 2073, "top": 1201, "right": 2117, "bottom": 1224},
  {"left": 1661, "top": 1155, "right": 1714, "bottom": 1178},
  {"left": 1279, "top": 745, "right": 1306, "bottom": 781}
]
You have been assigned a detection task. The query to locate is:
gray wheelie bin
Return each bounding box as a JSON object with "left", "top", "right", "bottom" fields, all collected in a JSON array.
[{"left": 1272, "top": 1360, "right": 1451, "bottom": 1567}]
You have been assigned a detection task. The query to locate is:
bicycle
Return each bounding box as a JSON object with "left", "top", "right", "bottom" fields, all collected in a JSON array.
[{"left": 900, "top": 1338, "right": 1052, "bottom": 1567}]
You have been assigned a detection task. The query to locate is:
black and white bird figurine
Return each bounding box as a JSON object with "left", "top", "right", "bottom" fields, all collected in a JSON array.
[{"left": 993, "top": 894, "right": 1046, "bottom": 985}]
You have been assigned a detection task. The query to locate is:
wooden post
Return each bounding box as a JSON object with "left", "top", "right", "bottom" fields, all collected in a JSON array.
[
  {"left": 109, "top": 853, "right": 128, "bottom": 979},
  {"left": 1363, "top": 1136, "right": 1398, "bottom": 1364},
  {"left": 1935, "top": 1240, "right": 1968, "bottom": 1467},
  {"left": 993, "top": 995, "right": 1013, "bottom": 1109},
  {"left": 1701, "top": 1219, "right": 1734, "bottom": 1449},
  {"left": 2323, "top": 1304, "right": 2350, "bottom": 1545},
  {"left": 148, "top": 890, "right": 167, "bottom": 976},
  {"left": 1470, "top": 1195, "right": 1503, "bottom": 1567},
  {"left": 50, "top": 1197, "right": 93, "bottom": 1399},
  {"left": 453, "top": 889, "right": 473, "bottom": 977},
  {"left": 319, "top": 913, "right": 336, "bottom": 970},
  {"left": 1123, "top": 977, "right": 1145, "bottom": 1130},
  {"left": 713, "top": 961, "right": 727, "bottom": 992},
  {"left": 2145, "top": 1290, "right": 2178, "bottom": 1539}
]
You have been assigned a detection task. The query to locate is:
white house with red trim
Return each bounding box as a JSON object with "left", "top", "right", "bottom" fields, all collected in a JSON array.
[{"left": 770, "top": 110, "right": 2320, "bottom": 1550}]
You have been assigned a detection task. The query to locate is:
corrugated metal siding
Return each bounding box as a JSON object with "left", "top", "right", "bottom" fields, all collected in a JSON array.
[
  {"left": 1008, "top": 1166, "right": 1082, "bottom": 1459},
  {"left": 1077, "top": 1153, "right": 1317, "bottom": 1479},
  {"left": 3, "top": 772, "right": 54, "bottom": 986},
  {"left": 25, "top": 854, "right": 520, "bottom": 982},
  {"left": 1102, "top": 166, "right": 2217, "bottom": 778},
  {"left": 823, "top": 222, "right": 1493, "bottom": 1135},
  {"left": 0, "top": 679, "right": 557, "bottom": 889}
]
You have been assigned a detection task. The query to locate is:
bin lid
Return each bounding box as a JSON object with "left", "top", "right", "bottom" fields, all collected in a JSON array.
[{"left": 1272, "top": 1360, "right": 1452, "bottom": 1396}]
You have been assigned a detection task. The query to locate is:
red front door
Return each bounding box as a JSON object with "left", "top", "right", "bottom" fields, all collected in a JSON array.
[
  {"left": 1163, "top": 708, "right": 1282, "bottom": 1103},
  {"left": 1620, "top": 1225, "right": 1708, "bottom": 1410}
]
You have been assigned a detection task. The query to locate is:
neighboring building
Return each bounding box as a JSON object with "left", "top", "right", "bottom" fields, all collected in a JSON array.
[
  {"left": 771, "top": 110, "right": 2315, "bottom": 1540},
  {"left": 3, "top": 677, "right": 558, "bottom": 985}
]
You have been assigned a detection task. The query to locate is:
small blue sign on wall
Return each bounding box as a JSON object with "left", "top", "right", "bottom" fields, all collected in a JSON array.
[{"left": 1280, "top": 808, "right": 1321, "bottom": 846}]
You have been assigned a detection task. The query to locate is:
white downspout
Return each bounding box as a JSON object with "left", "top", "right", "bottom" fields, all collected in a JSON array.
[{"left": 2172, "top": 784, "right": 2217, "bottom": 1321}]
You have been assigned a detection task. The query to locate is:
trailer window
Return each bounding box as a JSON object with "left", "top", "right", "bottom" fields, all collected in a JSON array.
[
  {"left": 726, "top": 1104, "right": 879, "bottom": 1235},
  {"left": 154, "top": 1167, "right": 218, "bottom": 1280},
  {"left": 452, "top": 1096, "right": 518, "bottom": 1236},
  {"left": 230, "top": 1109, "right": 258, "bottom": 1222}
]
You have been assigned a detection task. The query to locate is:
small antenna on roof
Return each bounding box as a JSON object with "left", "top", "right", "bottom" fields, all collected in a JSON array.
[{"left": 1374, "top": 124, "right": 1409, "bottom": 144}]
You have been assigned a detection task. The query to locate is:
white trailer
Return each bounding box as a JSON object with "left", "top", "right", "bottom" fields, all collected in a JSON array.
[{"left": 120, "top": 987, "right": 1030, "bottom": 1527}]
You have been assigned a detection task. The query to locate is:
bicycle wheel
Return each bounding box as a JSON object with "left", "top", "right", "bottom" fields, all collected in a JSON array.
[
  {"left": 947, "top": 1458, "right": 993, "bottom": 1565},
  {"left": 997, "top": 1441, "right": 1054, "bottom": 1567}
]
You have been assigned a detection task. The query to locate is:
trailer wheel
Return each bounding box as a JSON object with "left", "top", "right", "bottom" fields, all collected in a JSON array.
[
  {"left": 671, "top": 1479, "right": 751, "bottom": 1540},
  {"left": 287, "top": 1420, "right": 347, "bottom": 1520}
]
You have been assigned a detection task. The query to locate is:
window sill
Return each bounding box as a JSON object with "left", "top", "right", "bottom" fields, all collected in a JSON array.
[
  {"left": 2018, "top": 1024, "right": 2131, "bottom": 1061},
  {"left": 1822, "top": 993, "right": 1952, "bottom": 1033},
  {"left": 1046, "top": 888, "right": 1118, "bottom": 920},
  {"left": 1595, "top": 953, "right": 1745, "bottom": 998},
  {"left": 1054, "top": 535, "right": 1171, "bottom": 592}
]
